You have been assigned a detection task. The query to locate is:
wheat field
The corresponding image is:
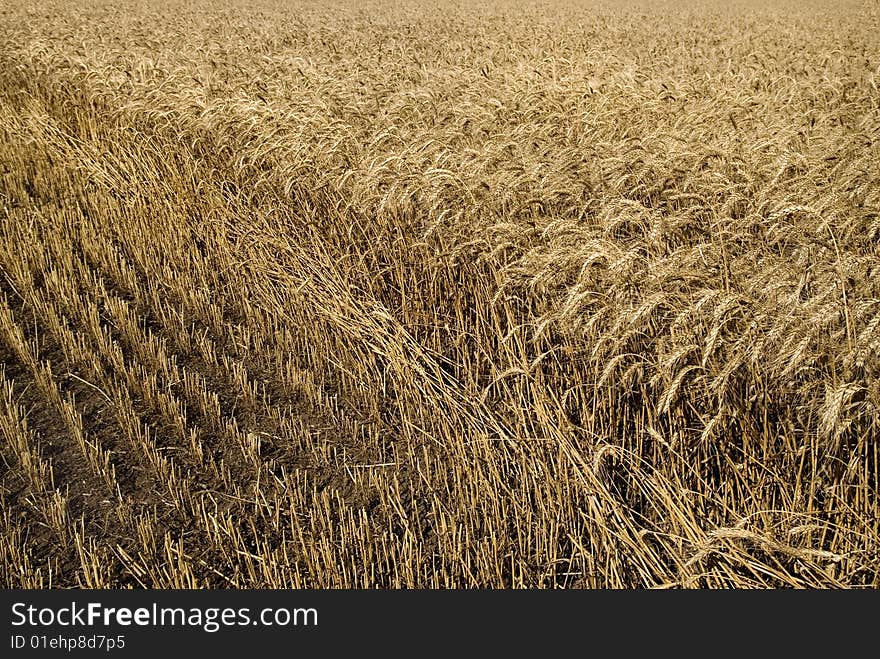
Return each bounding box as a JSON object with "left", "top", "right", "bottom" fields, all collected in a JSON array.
[{"left": 0, "top": 0, "right": 878, "bottom": 588}]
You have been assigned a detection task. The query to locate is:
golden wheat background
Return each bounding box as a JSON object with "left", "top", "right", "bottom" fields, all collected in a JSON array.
[{"left": 0, "top": 0, "right": 878, "bottom": 588}]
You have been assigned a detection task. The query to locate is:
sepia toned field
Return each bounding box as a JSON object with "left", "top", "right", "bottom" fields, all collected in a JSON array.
[{"left": 0, "top": 0, "right": 878, "bottom": 588}]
